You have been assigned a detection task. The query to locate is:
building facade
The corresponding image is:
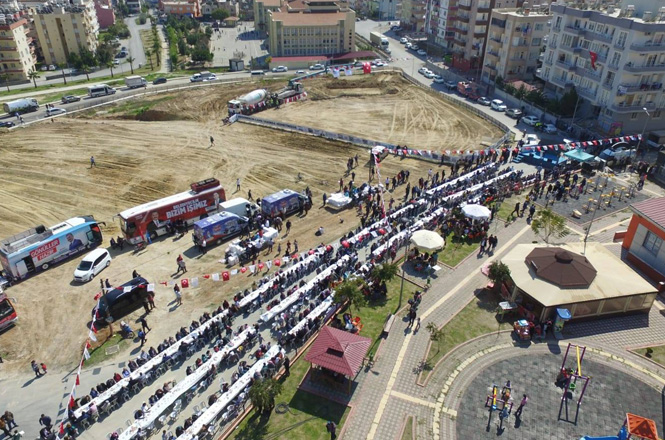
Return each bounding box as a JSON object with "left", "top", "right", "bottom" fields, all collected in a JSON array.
[
  {"left": 400, "top": 0, "right": 426, "bottom": 31},
  {"left": 254, "top": 0, "right": 281, "bottom": 31},
  {"left": 0, "top": 15, "right": 37, "bottom": 81},
  {"left": 160, "top": 0, "right": 202, "bottom": 17},
  {"left": 622, "top": 196, "right": 665, "bottom": 285},
  {"left": 33, "top": 0, "right": 99, "bottom": 66},
  {"left": 267, "top": 0, "right": 355, "bottom": 57},
  {"left": 482, "top": 7, "right": 549, "bottom": 85},
  {"left": 126, "top": 0, "right": 143, "bottom": 13},
  {"left": 94, "top": 0, "right": 115, "bottom": 29},
  {"left": 538, "top": 1, "right": 665, "bottom": 134}
]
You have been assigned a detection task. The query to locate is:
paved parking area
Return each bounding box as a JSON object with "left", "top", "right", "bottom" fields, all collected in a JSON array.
[{"left": 210, "top": 22, "right": 268, "bottom": 68}]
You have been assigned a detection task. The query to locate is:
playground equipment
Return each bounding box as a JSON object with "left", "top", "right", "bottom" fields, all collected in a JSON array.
[
  {"left": 485, "top": 383, "right": 514, "bottom": 413},
  {"left": 579, "top": 413, "right": 659, "bottom": 440},
  {"left": 558, "top": 343, "right": 591, "bottom": 406}
]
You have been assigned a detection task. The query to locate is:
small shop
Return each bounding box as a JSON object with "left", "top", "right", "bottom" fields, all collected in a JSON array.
[{"left": 499, "top": 242, "right": 657, "bottom": 324}]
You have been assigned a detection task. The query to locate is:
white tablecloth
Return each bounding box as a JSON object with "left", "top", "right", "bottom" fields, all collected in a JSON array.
[
  {"left": 225, "top": 227, "right": 280, "bottom": 257},
  {"left": 74, "top": 309, "right": 230, "bottom": 419},
  {"left": 177, "top": 345, "right": 284, "bottom": 440},
  {"left": 118, "top": 327, "right": 255, "bottom": 440},
  {"left": 327, "top": 193, "right": 352, "bottom": 209},
  {"left": 288, "top": 296, "right": 335, "bottom": 336}
]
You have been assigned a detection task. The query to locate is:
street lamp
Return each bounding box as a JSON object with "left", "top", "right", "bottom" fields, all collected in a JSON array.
[
  {"left": 570, "top": 92, "right": 581, "bottom": 130},
  {"left": 635, "top": 107, "right": 652, "bottom": 156},
  {"left": 398, "top": 241, "right": 410, "bottom": 308}
]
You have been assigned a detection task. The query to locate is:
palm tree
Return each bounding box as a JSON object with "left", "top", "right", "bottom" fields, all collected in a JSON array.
[
  {"left": 28, "top": 69, "right": 40, "bottom": 88},
  {"left": 372, "top": 262, "right": 399, "bottom": 284},
  {"left": 81, "top": 64, "right": 91, "bottom": 81},
  {"left": 152, "top": 39, "right": 161, "bottom": 65},
  {"left": 145, "top": 49, "right": 153, "bottom": 70},
  {"left": 127, "top": 56, "right": 135, "bottom": 74},
  {"left": 0, "top": 73, "right": 10, "bottom": 92},
  {"left": 426, "top": 322, "right": 445, "bottom": 354},
  {"left": 248, "top": 378, "right": 283, "bottom": 414},
  {"left": 334, "top": 278, "right": 367, "bottom": 314},
  {"left": 515, "top": 85, "right": 528, "bottom": 110},
  {"left": 58, "top": 63, "right": 68, "bottom": 85},
  {"left": 106, "top": 60, "right": 115, "bottom": 78}
]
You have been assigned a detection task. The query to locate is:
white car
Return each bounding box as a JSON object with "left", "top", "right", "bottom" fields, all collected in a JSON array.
[
  {"left": 47, "top": 108, "right": 67, "bottom": 116},
  {"left": 424, "top": 71, "right": 435, "bottom": 79},
  {"left": 400, "top": 37, "right": 408, "bottom": 44},
  {"left": 418, "top": 67, "right": 428, "bottom": 75},
  {"left": 433, "top": 75, "right": 444, "bottom": 83},
  {"left": 48, "top": 64, "right": 56, "bottom": 71},
  {"left": 113, "top": 59, "right": 120, "bottom": 65},
  {"left": 272, "top": 65, "right": 288, "bottom": 72},
  {"left": 73, "top": 248, "right": 112, "bottom": 282},
  {"left": 477, "top": 97, "right": 491, "bottom": 106},
  {"left": 310, "top": 64, "right": 325, "bottom": 70},
  {"left": 523, "top": 134, "right": 541, "bottom": 146},
  {"left": 490, "top": 99, "right": 507, "bottom": 111},
  {"left": 295, "top": 70, "right": 307, "bottom": 74},
  {"left": 522, "top": 115, "right": 539, "bottom": 126},
  {"left": 411, "top": 45, "right": 419, "bottom": 51},
  {"left": 405, "top": 42, "right": 413, "bottom": 49},
  {"left": 417, "top": 49, "right": 427, "bottom": 56},
  {"left": 543, "top": 123, "right": 557, "bottom": 134}
]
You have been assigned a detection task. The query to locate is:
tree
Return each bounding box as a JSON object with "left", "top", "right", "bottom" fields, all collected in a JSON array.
[
  {"left": 514, "top": 84, "right": 527, "bottom": 108},
  {"left": 426, "top": 322, "right": 445, "bottom": 354},
  {"left": 0, "top": 73, "right": 10, "bottom": 92},
  {"left": 152, "top": 39, "right": 161, "bottom": 64},
  {"left": 67, "top": 52, "right": 82, "bottom": 70},
  {"left": 58, "top": 63, "right": 68, "bottom": 85},
  {"left": 248, "top": 378, "right": 283, "bottom": 414},
  {"left": 531, "top": 208, "right": 570, "bottom": 245},
  {"left": 81, "top": 64, "right": 91, "bottom": 81},
  {"left": 559, "top": 88, "right": 579, "bottom": 117},
  {"left": 211, "top": 8, "right": 230, "bottom": 20},
  {"left": 191, "top": 45, "right": 213, "bottom": 64},
  {"left": 487, "top": 260, "right": 511, "bottom": 293},
  {"left": 105, "top": 60, "right": 115, "bottom": 78},
  {"left": 28, "top": 69, "right": 40, "bottom": 88},
  {"left": 334, "top": 278, "right": 367, "bottom": 313},
  {"left": 372, "top": 262, "right": 399, "bottom": 284},
  {"left": 145, "top": 49, "right": 153, "bottom": 70},
  {"left": 80, "top": 48, "right": 98, "bottom": 68},
  {"left": 127, "top": 56, "right": 135, "bottom": 74},
  {"left": 494, "top": 75, "right": 504, "bottom": 89}
]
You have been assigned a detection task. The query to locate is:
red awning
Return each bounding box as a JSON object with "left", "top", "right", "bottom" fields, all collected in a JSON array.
[{"left": 305, "top": 326, "right": 371, "bottom": 377}]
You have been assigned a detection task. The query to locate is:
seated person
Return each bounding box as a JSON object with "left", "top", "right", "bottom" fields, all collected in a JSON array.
[
  {"left": 175, "top": 426, "right": 184, "bottom": 437},
  {"left": 134, "top": 409, "right": 144, "bottom": 420},
  {"left": 121, "top": 368, "right": 130, "bottom": 378},
  {"left": 89, "top": 388, "right": 99, "bottom": 398}
]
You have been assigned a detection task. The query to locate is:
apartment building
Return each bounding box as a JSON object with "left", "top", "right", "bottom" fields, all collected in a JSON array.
[
  {"left": 376, "top": 0, "right": 399, "bottom": 20},
  {"left": 267, "top": 0, "right": 355, "bottom": 57},
  {"left": 33, "top": 0, "right": 99, "bottom": 66},
  {"left": 160, "top": 0, "right": 202, "bottom": 17},
  {"left": 94, "top": 0, "right": 115, "bottom": 29},
  {"left": 0, "top": 15, "right": 37, "bottom": 81},
  {"left": 254, "top": 0, "right": 281, "bottom": 31},
  {"left": 126, "top": 0, "right": 142, "bottom": 13},
  {"left": 401, "top": 0, "right": 426, "bottom": 31},
  {"left": 482, "top": 7, "right": 549, "bottom": 85},
  {"left": 538, "top": 0, "right": 665, "bottom": 134}
]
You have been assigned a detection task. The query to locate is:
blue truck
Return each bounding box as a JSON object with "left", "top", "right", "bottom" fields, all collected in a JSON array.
[
  {"left": 261, "top": 189, "right": 310, "bottom": 219},
  {"left": 193, "top": 212, "right": 249, "bottom": 246}
]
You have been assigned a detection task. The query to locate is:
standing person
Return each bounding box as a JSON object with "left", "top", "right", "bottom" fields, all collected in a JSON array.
[
  {"left": 210, "top": 136, "right": 215, "bottom": 147},
  {"left": 414, "top": 317, "right": 421, "bottom": 334},
  {"left": 322, "top": 193, "right": 327, "bottom": 207},
  {"left": 528, "top": 203, "right": 536, "bottom": 221},
  {"left": 90, "top": 156, "right": 96, "bottom": 168},
  {"left": 147, "top": 292, "right": 156, "bottom": 310},
  {"left": 132, "top": 269, "right": 140, "bottom": 278},
  {"left": 105, "top": 279, "right": 112, "bottom": 289},
  {"left": 38, "top": 414, "right": 52, "bottom": 430},
  {"left": 236, "top": 178, "right": 241, "bottom": 192},
  {"left": 514, "top": 394, "right": 528, "bottom": 418},
  {"left": 100, "top": 279, "right": 105, "bottom": 292},
  {"left": 509, "top": 202, "right": 520, "bottom": 218},
  {"left": 40, "top": 362, "right": 47, "bottom": 375},
  {"left": 174, "top": 284, "right": 182, "bottom": 305},
  {"left": 326, "top": 421, "right": 337, "bottom": 440},
  {"left": 176, "top": 255, "right": 184, "bottom": 274},
  {"left": 285, "top": 220, "right": 292, "bottom": 235},
  {"left": 31, "top": 360, "right": 42, "bottom": 377},
  {"left": 178, "top": 258, "right": 187, "bottom": 274},
  {"left": 293, "top": 240, "right": 299, "bottom": 253},
  {"left": 201, "top": 238, "right": 207, "bottom": 255},
  {"left": 283, "top": 356, "right": 290, "bottom": 377},
  {"left": 138, "top": 329, "right": 146, "bottom": 346},
  {"left": 140, "top": 316, "right": 151, "bottom": 333},
  {"left": 142, "top": 298, "right": 150, "bottom": 314}
]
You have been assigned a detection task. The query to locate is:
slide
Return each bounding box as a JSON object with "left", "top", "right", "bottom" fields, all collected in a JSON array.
[{"left": 579, "top": 437, "right": 618, "bottom": 440}]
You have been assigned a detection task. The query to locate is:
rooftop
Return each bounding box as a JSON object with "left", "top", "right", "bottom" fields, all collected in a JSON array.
[
  {"left": 631, "top": 196, "right": 665, "bottom": 230},
  {"left": 503, "top": 242, "right": 655, "bottom": 307},
  {"left": 304, "top": 326, "right": 371, "bottom": 377},
  {"left": 270, "top": 10, "right": 348, "bottom": 25},
  {"left": 493, "top": 7, "right": 551, "bottom": 18},
  {"left": 257, "top": 0, "right": 281, "bottom": 7}
]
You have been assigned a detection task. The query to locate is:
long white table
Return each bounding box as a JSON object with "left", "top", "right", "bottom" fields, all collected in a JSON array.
[
  {"left": 426, "top": 163, "right": 497, "bottom": 196},
  {"left": 75, "top": 309, "right": 230, "bottom": 419},
  {"left": 177, "top": 345, "right": 284, "bottom": 440},
  {"left": 118, "top": 327, "right": 255, "bottom": 440},
  {"left": 259, "top": 255, "right": 350, "bottom": 324},
  {"left": 288, "top": 296, "right": 335, "bottom": 336}
]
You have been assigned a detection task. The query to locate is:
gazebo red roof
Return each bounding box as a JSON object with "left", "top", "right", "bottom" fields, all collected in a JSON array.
[
  {"left": 626, "top": 413, "right": 659, "bottom": 440},
  {"left": 305, "top": 326, "right": 371, "bottom": 377}
]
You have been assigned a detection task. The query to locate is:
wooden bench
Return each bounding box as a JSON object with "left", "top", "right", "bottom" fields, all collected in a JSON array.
[{"left": 383, "top": 313, "right": 396, "bottom": 335}]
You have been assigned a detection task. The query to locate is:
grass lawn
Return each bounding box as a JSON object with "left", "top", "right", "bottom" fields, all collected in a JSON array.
[
  {"left": 438, "top": 235, "right": 481, "bottom": 268},
  {"left": 493, "top": 194, "right": 527, "bottom": 222},
  {"left": 633, "top": 345, "right": 665, "bottom": 368},
  {"left": 401, "top": 415, "right": 414, "bottom": 440},
  {"left": 86, "top": 332, "right": 129, "bottom": 366},
  {"left": 140, "top": 29, "right": 160, "bottom": 71},
  {"left": 229, "top": 359, "right": 350, "bottom": 440},
  {"left": 422, "top": 288, "right": 510, "bottom": 374}
]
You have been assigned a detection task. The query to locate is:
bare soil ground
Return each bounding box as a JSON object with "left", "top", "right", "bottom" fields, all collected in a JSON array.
[{"left": 0, "top": 73, "right": 500, "bottom": 375}]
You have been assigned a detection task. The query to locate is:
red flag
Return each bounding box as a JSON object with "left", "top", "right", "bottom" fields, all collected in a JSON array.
[
  {"left": 91, "top": 322, "right": 97, "bottom": 334},
  {"left": 240, "top": 267, "right": 247, "bottom": 273},
  {"left": 273, "top": 259, "right": 281, "bottom": 267},
  {"left": 60, "top": 423, "right": 65, "bottom": 435},
  {"left": 258, "top": 263, "right": 264, "bottom": 269},
  {"left": 159, "top": 281, "right": 168, "bottom": 286},
  {"left": 222, "top": 271, "right": 230, "bottom": 281},
  {"left": 69, "top": 395, "right": 76, "bottom": 408},
  {"left": 76, "top": 374, "right": 80, "bottom": 386},
  {"left": 203, "top": 274, "right": 211, "bottom": 279},
  {"left": 589, "top": 51, "right": 597, "bottom": 70},
  {"left": 94, "top": 292, "right": 102, "bottom": 300},
  {"left": 181, "top": 279, "right": 189, "bottom": 288}
]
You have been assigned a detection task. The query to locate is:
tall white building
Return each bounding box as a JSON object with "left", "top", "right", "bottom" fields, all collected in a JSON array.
[{"left": 539, "top": 0, "right": 665, "bottom": 135}]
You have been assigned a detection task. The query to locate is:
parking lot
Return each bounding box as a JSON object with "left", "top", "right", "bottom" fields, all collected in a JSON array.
[{"left": 210, "top": 22, "right": 268, "bottom": 68}]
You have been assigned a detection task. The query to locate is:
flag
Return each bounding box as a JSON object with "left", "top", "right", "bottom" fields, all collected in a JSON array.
[
  {"left": 181, "top": 279, "right": 189, "bottom": 288},
  {"left": 76, "top": 374, "right": 80, "bottom": 386},
  {"left": 83, "top": 346, "right": 91, "bottom": 360},
  {"left": 147, "top": 283, "right": 155, "bottom": 292},
  {"left": 222, "top": 271, "right": 230, "bottom": 281},
  {"left": 88, "top": 330, "right": 97, "bottom": 342},
  {"left": 241, "top": 267, "right": 248, "bottom": 273},
  {"left": 589, "top": 51, "right": 597, "bottom": 70},
  {"left": 90, "top": 322, "right": 97, "bottom": 333},
  {"left": 203, "top": 274, "right": 210, "bottom": 279},
  {"left": 59, "top": 423, "right": 65, "bottom": 435},
  {"left": 231, "top": 269, "right": 238, "bottom": 275},
  {"left": 212, "top": 273, "right": 220, "bottom": 281},
  {"left": 69, "top": 395, "right": 76, "bottom": 408},
  {"left": 190, "top": 277, "right": 199, "bottom": 288},
  {"left": 258, "top": 262, "right": 264, "bottom": 270},
  {"left": 273, "top": 259, "right": 281, "bottom": 267}
]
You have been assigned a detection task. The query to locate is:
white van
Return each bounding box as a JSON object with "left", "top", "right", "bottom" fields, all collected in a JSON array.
[
  {"left": 490, "top": 99, "right": 507, "bottom": 111},
  {"left": 73, "top": 248, "right": 112, "bottom": 282},
  {"left": 88, "top": 84, "right": 116, "bottom": 98},
  {"left": 221, "top": 197, "right": 259, "bottom": 218}
]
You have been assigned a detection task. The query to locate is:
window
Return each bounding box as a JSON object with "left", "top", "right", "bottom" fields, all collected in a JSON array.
[
  {"left": 631, "top": 112, "right": 638, "bottom": 120},
  {"left": 643, "top": 231, "right": 663, "bottom": 255},
  {"left": 535, "top": 23, "right": 543, "bottom": 31}
]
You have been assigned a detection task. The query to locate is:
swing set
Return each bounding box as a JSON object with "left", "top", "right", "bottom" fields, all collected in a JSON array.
[{"left": 559, "top": 343, "right": 592, "bottom": 406}]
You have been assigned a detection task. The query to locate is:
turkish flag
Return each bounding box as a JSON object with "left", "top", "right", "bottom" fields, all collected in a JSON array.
[
  {"left": 181, "top": 279, "right": 189, "bottom": 288},
  {"left": 589, "top": 51, "right": 598, "bottom": 70},
  {"left": 222, "top": 271, "right": 230, "bottom": 281},
  {"left": 240, "top": 267, "right": 248, "bottom": 273},
  {"left": 203, "top": 274, "right": 211, "bottom": 279},
  {"left": 273, "top": 259, "right": 281, "bottom": 267},
  {"left": 258, "top": 263, "right": 264, "bottom": 269},
  {"left": 76, "top": 374, "right": 80, "bottom": 386}
]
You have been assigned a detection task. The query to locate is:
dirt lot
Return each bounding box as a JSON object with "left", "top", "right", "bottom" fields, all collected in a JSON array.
[{"left": 0, "top": 73, "right": 501, "bottom": 375}]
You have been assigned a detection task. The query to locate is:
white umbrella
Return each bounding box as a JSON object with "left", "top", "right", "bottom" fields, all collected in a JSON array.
[
  {"left": 410, "top": 230, "right": 445, "bottom": 252},
  {"left": 462, "top": 204, "right": 491, "bottom": 220}
]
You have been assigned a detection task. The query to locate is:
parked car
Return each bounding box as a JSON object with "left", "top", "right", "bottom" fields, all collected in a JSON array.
[
  {"left": 411, "top": 45, "right": 419, "bottom": 51},
  {"left": 48, "top": 65, "right": 56, "bottom": 71},
  {"left": 272, "top": 65, "right": 288, "bottom": 72},
  {"left": 424, "top": 71, "right": 435, "bottom": 79},
  {"left": 295, "top": 70, "right": 307, "bottom": 74},
  {"left": 522, "top": 115, "right": 539, "bottom": 126},
  {"left": 153, "top": 77, "right": 167, "bottom": 85},
  {"left": 417, "top": 49, "right": 427, "bottom": 55},
  {"left": 433, "top": 75, "right": 444, "bottom": 83},
  {"left": 506, "top": 108, "right": 522, "bottom": 118},
  {"left": 61, "top": 95, "right": 81, "bottom": 104},
  {"left": 443, "top": 80, "right": 457, "bottom": 90},
  {"left": 599, "top": 143, "right": 636, "bottom": 161},
  {"left": 405, "top": 42, "right": 413, "bottom": 49},
  {"left": 523, "top": 134, "right": 541, "bottom": 146},
  {"left": 40, "top": 65, "right": 48, "bottom": 71},
  {"left": 418, "top": 67, "right": 428, "bottom": 75},
  {"left": 490, "top": 99, "right": 507, "bottom": 111},
  {"left": 47, "top": 107, "right": 67, "bottom": 116},
  {"left": 399, "top": 37, "right": 408, "bottom": 44},
  {"left": 73, "top": 248, "right": 112, "bottom": 283},
  {"left": 0, "top": 121, "right": 15, "bottom": 128},
  {"left": 113, "top": 59, "right": 120, "bottom": 65},
  {"left": 477, "top": 97, "right": 491, "bottom": 106},
  {"left": 543, "top": 123, "right": 557, "bottom": 134},
  {"left": 310, "top": 64, "right": 325, "bottom": 70}
]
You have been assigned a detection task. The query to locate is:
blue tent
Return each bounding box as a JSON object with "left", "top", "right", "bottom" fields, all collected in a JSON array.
[{"left": 564, "top": 149, "right": 595, "bottom": 163}]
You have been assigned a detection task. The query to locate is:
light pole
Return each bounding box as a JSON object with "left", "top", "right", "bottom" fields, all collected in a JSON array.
[
  {"left": 570, "top": 92, "right": 581, "bottom": 130},
  {"left": 398, "top": 241, "right": 411, "bottom": 309},
  {"left": 635, "top": 107, "right": 651, "bottom": 156}
]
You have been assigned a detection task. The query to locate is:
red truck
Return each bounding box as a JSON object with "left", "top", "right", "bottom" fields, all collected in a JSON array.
[{"left": 457, "top": 81, "right": 479, "bottom": 101}]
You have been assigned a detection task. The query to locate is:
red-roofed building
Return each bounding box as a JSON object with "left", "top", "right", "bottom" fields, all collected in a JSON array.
[
  {"left": 305, "top": 326, "right": 370, "bottom": 393},
  {"left": 622, "top": 196, "right": 665, "bottom": 286}
]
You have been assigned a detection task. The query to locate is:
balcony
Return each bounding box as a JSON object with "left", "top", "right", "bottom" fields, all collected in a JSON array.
[
  {"left": 602, "top": 81, "right": 614, "bottom": 91},
  {"left": 579, "top": 67, "right": 601, "bottom": 81},
  {"left": 477, "top": 6, "right": 491, "bottom": 12},
  {"left": 486, "top": 50, "right": 499, "bottom": 58},
  {"left": 458, "top": 14, "right": 469, "bottom": 22},
  {"left": 543, "top": 58, "right": 553, "bottom": 66},
  {"left": 565, "top": 25, "right": 586, "bottom": 36},
  {"left": 611, "top": 102, "right": 657, "bottom": 113},
  {"left": 0, "top": 46, "right": 17, "bottom": 52},
  {"left": 489, "top": 36, "right": 502, "bottom": 44},
  {"left": 618, "top": 82, "right": 663, "bottom": 93},
  {"left": 484, "top": 64, "right": 497, "bottom": 71},
  {"left": 630, "top": 42, "right": 665, "bottom": 52},
  {"left": 577, "top": 86, "right": 597, "bottom": 99},
  {"left": 476, "top": 19, "right": 488, "bottom": 26},
  {"left": 458, "top": 2, "right": 471, "bottom": 10},
  {"left": 474, "top": 31, "right": 486, "bottom": 38},
  {"left": 587, "top": 32, "right": 613, "bottom": 44},
  {"left": 453, "top": 38, "right": 468, "bottom": 46},
  {"left": 624, "top": 62, "right": 665, "bottom": 73},
  {"left": 556, "top": 59, "right": 576, "bottom": 71},
  {"left": 551, "top": 76, "right": 574, "bottom": 88}
]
